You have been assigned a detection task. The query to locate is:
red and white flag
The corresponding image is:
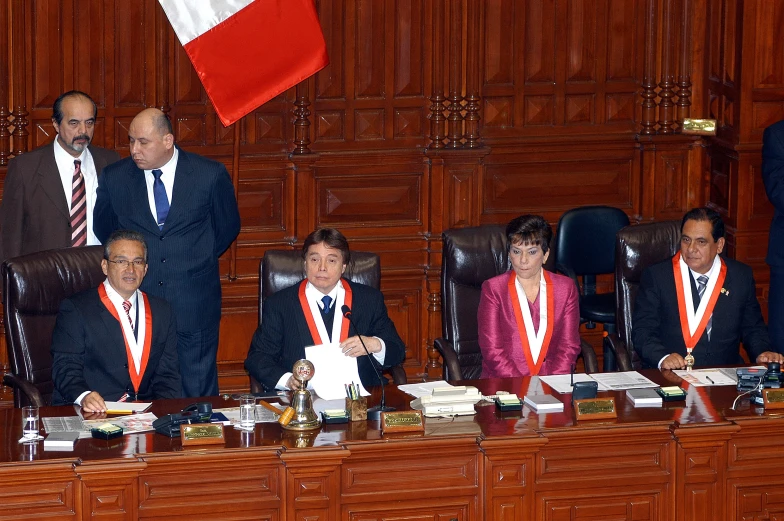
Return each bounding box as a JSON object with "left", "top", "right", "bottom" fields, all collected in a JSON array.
[{"left": 159, "top": 0, "right": 329, "bottom": 126}]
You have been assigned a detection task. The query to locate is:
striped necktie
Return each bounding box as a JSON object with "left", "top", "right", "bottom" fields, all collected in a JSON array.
[
  {"left": 696, "top": 275, "right": 712, "bottom": 339},
  {"left": 70, "top": 159, "right": 87, "bottom": 246},
  {"left": 122, "top": 300, "right": 134, "bottom": 329}
]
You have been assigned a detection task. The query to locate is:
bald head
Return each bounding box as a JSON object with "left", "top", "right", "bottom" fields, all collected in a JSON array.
[{"left": 128, "top": 108, "right": 175, "bottom": 170}]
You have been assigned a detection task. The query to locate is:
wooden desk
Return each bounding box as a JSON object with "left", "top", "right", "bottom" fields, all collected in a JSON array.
[{"left": 0, "top": 371, "right": 781, "bottom": 521}]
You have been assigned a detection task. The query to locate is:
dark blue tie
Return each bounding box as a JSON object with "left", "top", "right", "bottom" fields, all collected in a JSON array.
[
  {"left": 152, "top": 169, "right": 169, "bottom": 230},
  {"left": 321, "top": 295, "right": 332, "bottom": 314}
]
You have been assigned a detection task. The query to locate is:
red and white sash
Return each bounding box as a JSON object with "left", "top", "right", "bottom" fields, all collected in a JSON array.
[
  {"left": 298, "top": 279, "right": 353, "bottom": 344},
  {"left": 507, "top": 271, "right": 555, "bottom": 375},
  {"left": 98, "top": 284, "right": 153, "bottom": 394},
  {"left": 672, "top": 252, "right": 726, "bottom": 350}
]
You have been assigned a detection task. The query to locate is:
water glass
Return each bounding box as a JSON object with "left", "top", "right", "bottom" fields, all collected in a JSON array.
[
  {"left": 239, "top": 394, "right": 256, "bottom": 430},
  {"left": 22, "top": 406, "right": 39, "bottom": 440}
]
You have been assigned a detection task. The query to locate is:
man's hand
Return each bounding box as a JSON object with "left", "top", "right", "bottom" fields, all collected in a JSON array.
[
  {"left": 340, "top": 335, "right": 380, "bottom": 358},
  {"left": 285, "top": 374, "right": 302, "bottom": 390},
  {"left": 660, "top": 353, "right": 687, "bottom": 371},
  {"left": 756, "top": 351, "right": 784, "bottom": 364},
  {"left": 81, "top": 392, "right": 107, "bottom": 413}
]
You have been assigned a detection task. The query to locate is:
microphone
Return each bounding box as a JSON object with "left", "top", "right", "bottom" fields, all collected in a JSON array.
[{"left": 341, "top": 304, "right": 395, "bottom": 420}]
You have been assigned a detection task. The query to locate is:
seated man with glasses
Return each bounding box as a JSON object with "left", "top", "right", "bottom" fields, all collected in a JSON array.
[{"left": 51, "top": 229, "right": 182, "bottom": 411}]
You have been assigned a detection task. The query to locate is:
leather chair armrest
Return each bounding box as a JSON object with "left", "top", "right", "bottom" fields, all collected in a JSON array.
[
  {"left": 4, "top": 374, "right": 45, "bottom": 407},
  {"left": 384, "top": 365, "right": 408, "bottom": 385},
  {"left": 434, "top": 337, "right": 463, "bottom": 381},
  {"left": 603, "top": 334, "right": 633, "bottom": 372},
  {"left": 556, "top": 263, "right": 581, "bottom": 295},
  {"left": 579, "top": 339, "right": 599, "bottom": 374}
]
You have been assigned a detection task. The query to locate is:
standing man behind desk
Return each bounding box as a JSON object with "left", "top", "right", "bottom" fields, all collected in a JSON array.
[
  {"left": 0, "top": 90, "right": 120, "bottom": 261},
  {"left": 633, "top": 207, "right": 783, "bottom": 370},
  {"left": 762, "top": 119, "right": 784, "bottom": 350},
  {"left": 93, "top": 108, "right": 240, "bottom": 397},
  {"left": 245, "top": 228, "right": 406, "bottom": 391},
  {"left": 51, "top": 230, "right": 181, "bottom": 412}
]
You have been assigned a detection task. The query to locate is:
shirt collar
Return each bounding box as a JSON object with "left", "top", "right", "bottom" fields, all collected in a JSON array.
[
  {"left": 688, "top": 253, "right": 721, "bottom": 283},
  {"left": 53, "top": 136, "right": 88, "bottom": 164},
  {"left": 305, "top": 280, "right": 342, "bottom": 309},
  {"left": 144, "top": 146, "right": 178, "bottom": 177},
  {"left": 102, "top": 279, "right": 138, "bottom": 306}
]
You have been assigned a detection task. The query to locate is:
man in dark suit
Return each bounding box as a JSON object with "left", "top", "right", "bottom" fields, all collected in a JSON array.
[
  {"left": 51, "top": 230, "right": 181, "bottom": 411},
  {"left": 0, "top": 91, "right": 120, "bottom": 262},
  {"left": 93, "top": 108, "right": 240, "bottom": 397},
  {"left": 245, "top": 228, "right": 405, "bottom": 391},
  {"left": 762, "top": 120, "right": 784, "bottom": 350},
  {"left": 633, "top": 207, "right": 783, "bottom": 370}
]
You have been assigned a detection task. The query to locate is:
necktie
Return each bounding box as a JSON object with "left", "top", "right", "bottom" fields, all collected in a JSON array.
[
  {"left": 152, "top": 169, "right": 169, "bottom": 230},
  {"left": 122, "top": 300, "right": 134, "bottom": 329},
  {"left": 696, "top": 275, "right": 712, "bottom": 339},
  {"left": 321, "top": 295, "right": 332, "bottom": 314},
  {"left": 70, "top": 159, "right": 86, "bottom": 246}
]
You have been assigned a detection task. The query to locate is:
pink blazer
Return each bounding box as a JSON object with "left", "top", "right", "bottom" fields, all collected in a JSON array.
[{"left": 478, "top": 270, "right": 581, "bottom": 378}]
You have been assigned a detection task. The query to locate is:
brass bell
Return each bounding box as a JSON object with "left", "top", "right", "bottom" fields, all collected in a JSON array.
[{"left": 282, "top": 359, "right": 321, "bottom": 431}]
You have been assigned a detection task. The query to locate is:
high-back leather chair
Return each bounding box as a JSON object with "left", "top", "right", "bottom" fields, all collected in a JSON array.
[
  {"left": 604, "top": 221, "right": 681, "bottom": 370},
  {"left": 2, "top": 246, "right": 105, "bottom": 407},
  {"left": 435, "top": 225, "right": 598, "bottom": 381},
  {"left": 554, "top": 205, "right": 630, "bottom": 371},
  {"left": 251, "top": 249, "right": 406, "bottom": 391}
]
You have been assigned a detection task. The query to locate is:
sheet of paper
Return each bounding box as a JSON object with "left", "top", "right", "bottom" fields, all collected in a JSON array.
[
  {"left": 305, "top": 342, "right": 369, "bottom": 400},
  {"left": 673, "top": 368, "right": 737, "bottom": 386},
  {"left": 312, "top": 398, "right": 347, "bottom": 415},
  {"left": 214, "top": 405, "right": 281, "bottom": 425},
  {"left": 42, "top": 416, "right": 91, "bottom": 438},
  {"left": 82, "top": 412, "right": 158, "bottom": 434},
  {"left": 589, "top": 371, "right": 659, "bottom": 390},
  {"left": 397, "top": 380, "right": 454, "bottom": 398},
  {"left": 102, "top": 401, "right": 152, "bottom": 413},
  {"left": 539, "top": 373, "right": 609, "bottom": 394}
]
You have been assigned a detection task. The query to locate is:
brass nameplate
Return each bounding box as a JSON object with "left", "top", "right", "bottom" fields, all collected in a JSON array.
[
  {"left": 762, "top": 389, "right": 784, "bottom": 409},
  {"left": 381, "top": 410, "right": 424, "bottom": 433},
  {"left": 574, "top": 398, "right": 617, "bottom": 420},
  {"left": 180, "top": 423, "right": 225, "bottom": 446},
  {"left": 681, "top": 118, "right": 717, "bottom": 135}
]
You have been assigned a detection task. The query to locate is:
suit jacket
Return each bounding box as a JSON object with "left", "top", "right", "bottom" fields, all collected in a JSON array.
[
  {"left": 51, "top": 287, "right": 182, "bottom": 405},
  {"left": 478, "top": 270, "right": 581, "bottom": 378},
  {"left": 763, "top": 120, "right": 784, "bottom": 267},
  {"left": 632, "top": 255, "right": 771, "bottom": 368},
  {"left": 93, "top": 147, "right": 240, "bottom": 331},
  {"left": 0, "top": 143, "right": 121, "bottom": 262},
  {"left": 245, "top": 280, "right": 406, "bottom": 390}
]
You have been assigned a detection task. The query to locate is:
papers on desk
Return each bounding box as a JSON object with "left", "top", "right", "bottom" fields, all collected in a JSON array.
[
  {"left": 82, "top": 412, "right": 158, "bottom": 435},
  {"left": 305, "top": 342, "right": 370, "bottom": 400},
  {"left": 102, "top": 401, "right": 153, "bottom": 414},
  {"left": 539, "top": 371, "right": 659, "bottom": 394},
  {"left": 673, "top": 368, "right": 738, "bottom": 387},
  {"left": 397, "top": 380, "right": 454, "bottom": 398}
]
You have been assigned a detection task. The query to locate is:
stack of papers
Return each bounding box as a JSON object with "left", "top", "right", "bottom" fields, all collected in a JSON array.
[
  {"left": 626, "top": 388, "right": 662, "bottom": 407},
  {"left": 523, "top": 394, "right": 564, "bottom": 412},
  {"left": 672, "top": 368, "right": 737, "bottom": 387},
  {"left": 44, "top": 431, "right": 80, "bottom": 451},
  {"left": 539, "top": 371, "right": 658, "bottom": 393}
]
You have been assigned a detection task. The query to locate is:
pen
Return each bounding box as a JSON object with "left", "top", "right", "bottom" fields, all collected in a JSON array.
[
  {"left": 705, "top": 376, "right": 715, "bottom": 384},
  {"left": 105, "top": 409, "right": 136, "bottom": 414}
]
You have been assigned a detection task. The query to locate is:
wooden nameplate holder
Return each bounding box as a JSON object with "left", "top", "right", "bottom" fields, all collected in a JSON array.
[{"left": 573, "top": 397, "right": 617, "bottom": 420}]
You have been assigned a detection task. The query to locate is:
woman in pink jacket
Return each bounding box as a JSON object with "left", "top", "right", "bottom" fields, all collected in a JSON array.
[{"left": 478, "top": 215, "right": 581, "bottom": 378}]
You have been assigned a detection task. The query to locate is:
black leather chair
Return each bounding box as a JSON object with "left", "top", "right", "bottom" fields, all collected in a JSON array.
[
  {"left": 2, "top": 246, "right": 105, "bottom": 407},
  {"left": 250, "top": 249, "right": 407, "bottom": 392},
  {"left": 604, "top": 221, "right": 681, "bottom": 371},
  {"left": 434, "top": 225, "right": 599, "bottom": 382},
  {"left": 555, "top": 206, "right": 630, "bottom": 371}
]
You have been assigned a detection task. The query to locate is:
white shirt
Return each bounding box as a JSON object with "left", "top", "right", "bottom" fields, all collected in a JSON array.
[
  {"left": 53, "top": 138, "right": 100, "bottom": 246},
  {"left": 75, "top": 280, "right": 147, "bottom": 405},
  {"left": 143, "top": 147, "right": 178, "bottom": 227},
  {"left": 275, "top": 281, "right": 387, "bottom": 390}
]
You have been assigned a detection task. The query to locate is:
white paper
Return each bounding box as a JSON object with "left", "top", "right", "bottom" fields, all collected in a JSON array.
[
  {"left": 589, "top": 371, "right": 659, "bottom": 390},
  {"left": 397, "top": 380, "right": 454, "bottom": 398},
  {"left": 305, "top": 343, "right": 369, "bottom": 400},
  {"left": 102, "top": 401, "right": 152, "bottom": 413},
  {"left": 673, "top": 368, "right": 737, "bottom": 387},
  {"left": 539, "top": 373, "right": 610, "bottom": 394}
]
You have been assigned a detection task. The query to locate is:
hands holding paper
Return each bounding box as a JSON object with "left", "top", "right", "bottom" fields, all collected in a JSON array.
[
  {"left": 81, "top": 391, "right": 107, "bottom": 413},
  {"left": 341, "top": 335, "right": 381, "bottom": 357}
]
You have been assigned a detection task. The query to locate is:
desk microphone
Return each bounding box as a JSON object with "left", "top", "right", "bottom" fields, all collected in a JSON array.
[{"left": 341, "top": 305, "right": 395, "bottom": 421}]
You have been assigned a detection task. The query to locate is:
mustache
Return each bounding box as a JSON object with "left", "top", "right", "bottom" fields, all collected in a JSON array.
[{"left": 72, "top": 134, "right": 90, "bottom": 142}]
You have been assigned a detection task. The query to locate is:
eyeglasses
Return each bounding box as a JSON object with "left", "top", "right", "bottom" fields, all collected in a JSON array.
[{"left": 106, "top": 259, "right": 146, "bottom": 269}]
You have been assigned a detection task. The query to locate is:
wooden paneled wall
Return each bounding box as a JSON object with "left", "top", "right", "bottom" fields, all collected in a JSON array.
[{"left": 1, "top": 0, "right": 779, "bottom": 392}]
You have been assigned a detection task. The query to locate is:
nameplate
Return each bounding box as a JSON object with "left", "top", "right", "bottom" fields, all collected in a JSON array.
[
  {"left": 762, "top": 389, "right": 784, "bottom": 409},
  {"left": 681, "top": 118, "right": 717, "bottom": 136},
  {"left": 180, "top": 424, "right": 225, "bottom": 446},
  {"left": 381, "top": 410, "right": 424, "bottom": 434},
  {"left": 574, "top": 398, "right": 617, "bottom": 420}
]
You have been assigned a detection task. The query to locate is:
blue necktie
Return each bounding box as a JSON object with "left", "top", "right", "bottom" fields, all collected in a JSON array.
[
  {"left": 152, "top": 169, "right": 169, "bottom": 230},
  {"left": 321, "top": 295, "right": 332, "bottom": 314}
]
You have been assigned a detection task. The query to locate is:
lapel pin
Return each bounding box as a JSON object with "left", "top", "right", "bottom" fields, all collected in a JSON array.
[{"left": 720, "top": 288, "right": 729, "bottom": 296}]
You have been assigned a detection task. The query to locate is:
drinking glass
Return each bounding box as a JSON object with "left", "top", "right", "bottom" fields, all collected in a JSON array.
[
  {"left": 239, "top": 394, "right": 256, "bottom": 430},
  {"left": 22, "top": 406, "right": 39, "bottom": 440}
]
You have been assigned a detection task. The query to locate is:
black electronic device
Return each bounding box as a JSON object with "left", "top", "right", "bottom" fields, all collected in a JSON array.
[
  {"left": 153, "top": 402, "right": 213, "bottom": 437},
  {"left": 341, "top": 305, "right": 394, "bottom": 421},
  {"left": 570, "top": 364, "right": 598, "bottom": 402},
  {"left": 737, "top": 363, "right": 784, "bottom": 393}
]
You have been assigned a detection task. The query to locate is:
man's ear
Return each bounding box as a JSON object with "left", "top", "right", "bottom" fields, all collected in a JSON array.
[
  {"left": 164, "top": 133, "right": 174, "bottom": 150},
  {"left": 717, "top": 237, "right": 726, "bottom": 254},
  {"left": 341, "top": 263, "right": 347, "bottom": 275},
  {"left": 101, "top": 259, "right": 108, "bottom": 276}
]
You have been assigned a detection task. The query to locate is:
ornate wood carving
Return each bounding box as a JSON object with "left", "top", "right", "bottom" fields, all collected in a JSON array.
[
  {"left": 0, "top": 0, "right": 8, "bottom": 167},
  {"left": 641, "top": 0, "right": 658, "bottom": 135}
]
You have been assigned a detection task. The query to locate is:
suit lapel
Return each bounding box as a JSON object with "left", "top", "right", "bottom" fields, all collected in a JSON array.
[
  {"left": 38, "top": 144, "right": 70, "bottom": 219},
  {"left": 93, "top": 295, "right": 130, "bottom": 367},
  {"left": 125, "top": 163, "right": 161, "bottom": 234},
  {"left": 163, "top": 147, "right": 195, "bottom": 232}
]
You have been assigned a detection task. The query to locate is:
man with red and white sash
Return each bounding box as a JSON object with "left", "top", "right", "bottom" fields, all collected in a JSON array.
[
  {"left": 633, "top": 208, "right": 783, "bottom": 370},
  {"left": 245, "top": 228, "right": 405, "bottom": 391},
  {"left": 51, "top": 230, "right": 182, "bottom": 411}
]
